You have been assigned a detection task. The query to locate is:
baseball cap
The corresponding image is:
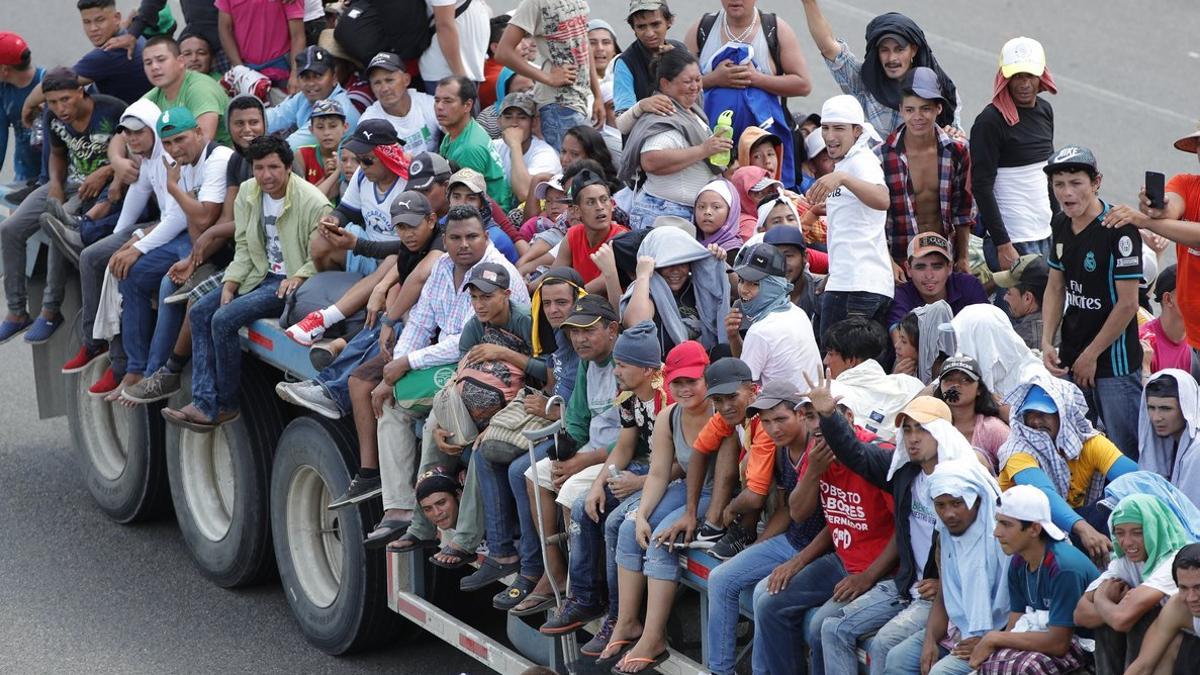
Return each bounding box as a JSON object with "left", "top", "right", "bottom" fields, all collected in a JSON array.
[
  {"left": 1000, "top": 36, "right": 1046, "bottom": 79},
  {"left": 568, "top": 168, "right": 608, "bottom": 203},
  {"left": 1017, "top": 385, "right": 1058, "bottom": 416},
  {"left": 1043, "top": 145, "right": 1098, "bottom": 176},
  {"left": 902, "top": 66, "right": 948, "bottom": 108},
  {"left": 992, "top": 254, "right": 1050, "bottom": 289},
  {"left": 627, "top": 0, "right": 667, "bottom": 18},
  {"left": 309, "top": 98, "right": 346, "bottom": 120},
  {"left": 804, "top": 129, "right": 826, "bottom": 159},
  {"left": 0, "top": 32, "right": 29, "bottom": 67},
  {"left": 533, "top": 174, "right": 566, "bottom": 201},
  {"left": 343, "top": 118, "right": 401, "bottom": 155},
  {"left": 448, "top": 168, "right": 487, "bottom": 195},
  {"left": 704, "top": 358, "right": 754, "bottom": 398},
  {"left": 733, "top": 243, "right": 787, "bottom": 282},
  {"left": 664, "top": 340, "right": 709, "bottom": 385},
  {"left": 906, "top": 232, "right": 952, "bottom": 262},
  {"left": 407, "top": 152, "right": 453, "bottom": 191},
  {"left": 748, "top": 380, "right": 807, "bottom": 415},
  {"left": 390, "top": 191, "right": 433, "bottom": 227},
  {"left": 997, "top": 484, "right": 1066, "bottom": 540},
  {"left": 465, "top": 262, "right": 511, "bottom": 294},
  {"left": 938, "top": 354, "right": 981, "bottom": 382},
  {"left": 895, "top": 395, "right": 952, "bottom": 426},
  {"left": 499, "top": 92, "right": 536, "bottom": 117},
  {"left": 763, "top": 226, "right": 807, "bottom": 252},
  {"left": 296, "top": 46, "right": 333, "bottom": 75},
  {"left": 117, "top": 114, "right": 149, "bottom": 133},
  {"left": 366, "top": 51, "right": 403, "bottom": 74},
  {"left": 156, "top": 107, "right": 198, "bottom": 139},
  {"left": 1155, "top": 264, "right": 1178, "bottom": 305},
  {"left": 562, "top": 294, "right": 619, "bottom": 329},
  {"left": 750, "top": 176, "right": 784, "bottom": 193}
]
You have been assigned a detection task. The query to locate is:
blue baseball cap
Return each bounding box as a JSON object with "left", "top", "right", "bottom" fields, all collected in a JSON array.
[{"left": 1018, "top": 385, "right": 1058, "bottom": 416}]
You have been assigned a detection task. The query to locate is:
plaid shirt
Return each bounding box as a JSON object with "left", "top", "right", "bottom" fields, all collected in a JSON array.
[
  {"left": 878, "top": 124, "right": 975, "bottom": 262},
  {"left": 392, "top": 245, "right": 530, "bottom": 369}
]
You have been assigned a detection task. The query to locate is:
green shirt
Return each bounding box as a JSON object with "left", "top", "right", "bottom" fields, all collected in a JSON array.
[
  {"left": 440, "top": 118, "right": 514, "bottom": 210},
  {"left": 143, "top": 69, "right": 231, "bottom": 146}
]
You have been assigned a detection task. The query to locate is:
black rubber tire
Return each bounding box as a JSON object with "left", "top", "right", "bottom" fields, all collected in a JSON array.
[
  {"left": 165, "top": 359, "right": 284, "bottom": 587},
  {"left": 66, "top": 312, "right": 169, "bottom": 524},
  {"left": 270, "top": 415, "right": 402, "bottom": 654}
]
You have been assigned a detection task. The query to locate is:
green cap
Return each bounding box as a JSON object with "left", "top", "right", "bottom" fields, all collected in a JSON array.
[{"left": 156, "top": 106, "right": 198, "bottom": 139}]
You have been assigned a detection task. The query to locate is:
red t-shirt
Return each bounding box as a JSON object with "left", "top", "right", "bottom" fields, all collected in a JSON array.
[
  {"left": 567, "top": 222, "right": 627, "bottom": 283},
  {"left": 1166, "top": 173, "right": 1200, "bottom": 348},
  {"left": 298, "top": 146, "right": 328, "bottom": 186},
  {"left": 797, "top": 428, "right": 896, "bottom": 575}
]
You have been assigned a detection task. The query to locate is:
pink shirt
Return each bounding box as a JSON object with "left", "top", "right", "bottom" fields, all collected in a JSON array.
[
  {"left": 1140, "top": 317, "right": 1193, "bottom": 374},
  {"left": 215, "top": 0, "right": 304, "bottom": 82},
  {"left": 971, "top": 415, "right": 1011, "bottom": 474}
]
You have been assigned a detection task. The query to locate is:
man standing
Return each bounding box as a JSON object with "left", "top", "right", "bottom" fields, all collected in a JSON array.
[
  {"left": 358, "top": 52, "right": 441, "bottom": 155},
  {"left": 434, "top": 76, "right": 513, "bottom": 210},
  {"left": 612, "top": 1, "right": 680, "bottom": 116},
  {"left": 1137, "top": 371, "right": 1200, "bottom": 508},
  {"left": 992, "top": 253, "right": 1052, "bottom": 351},
  {"left": 0, "top": 32, "right": 43, "bottom": 188},
  {"left": 1041, "top": 145, "right": 1143, "bottom": 458}
]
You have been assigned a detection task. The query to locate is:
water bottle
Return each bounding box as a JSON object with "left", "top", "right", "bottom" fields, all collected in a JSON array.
[{"left": 710, "top": 110, "right": 734, "bottom": 168}]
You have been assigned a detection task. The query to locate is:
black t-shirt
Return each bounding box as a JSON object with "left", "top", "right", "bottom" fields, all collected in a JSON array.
[
  {"left": 46, "top": 94, "right": 126, "bottom": 185},
  {"left": 618, "top": 392, "right": 660, "bottom": 465},
  {"left": 969, "top": 99, "right": 1056, "bottom": 244},
  {"left": 1048, "top": 202, "right": 1143, "bottom": 378}
]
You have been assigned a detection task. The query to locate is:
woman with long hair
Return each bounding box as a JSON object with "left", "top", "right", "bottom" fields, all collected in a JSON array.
[{"left": 933, "top": 354, "right": 1010, "bottom": 474}]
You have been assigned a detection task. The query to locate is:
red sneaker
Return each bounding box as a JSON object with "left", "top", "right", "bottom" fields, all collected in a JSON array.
[
  {"left": 88, "top": 367, "right": 119, "bottom": 397},
  {"left": 62, "top": 344, "right": 107, "bottom": 374},
  {"left": 285, "top": 310, "right": 327, "bottom": 346}
]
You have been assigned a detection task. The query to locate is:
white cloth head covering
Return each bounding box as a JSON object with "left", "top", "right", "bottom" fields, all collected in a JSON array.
[
  {"left": 819, "top": 94, "right": 882, "bottom": 149},
  {"left": 911, "top": 300, "right": 953, "bottom": 384},
  {"left": 699, "top": 178, "right": 734, "bottom": 208},
  {"left": 835, "top": 360, "right": 924, "bottom": 442},
  {"left": 926, "top": 458, "right": 1011, "bottom": 638},
  {"left": 1137, "top": 369, "right": 1200, "bottom": 509},
  {"left": 755, "top": 197, "right": 802, "bottom": 234},
  {"left": 887, "top": 416, "right": 974, "bottom": 480},
  {"left": 950, "top": 304, "right": 1049, "bottom": 399}
]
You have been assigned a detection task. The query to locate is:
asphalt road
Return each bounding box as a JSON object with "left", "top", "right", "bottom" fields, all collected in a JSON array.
[{"left": 0, "top": 1, "right": 1197, "bottom": 674}]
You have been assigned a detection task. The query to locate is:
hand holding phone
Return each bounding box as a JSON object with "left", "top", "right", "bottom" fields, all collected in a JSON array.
[{"left": 1145, "top": 171, "right": 1166, "bottom": 210}]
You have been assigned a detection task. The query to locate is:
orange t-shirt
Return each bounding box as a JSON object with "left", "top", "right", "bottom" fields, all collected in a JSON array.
[
  {"left": 693, "top": 413, "right": 775, "bottom": 496},
  {"left": 1166, "top": 173, "right": 1200, "bottom": 348}
]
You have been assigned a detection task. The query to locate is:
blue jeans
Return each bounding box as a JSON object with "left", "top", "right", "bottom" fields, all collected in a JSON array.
[
  {"left": 316, "top": 323, "right": 381, "bottom": 414},
  {"left": 627, "top": 190, "right": 693, "bottom": 232},
  {"left": 537, "top": 103, "right": 589, "bottom": 153},
  {"left": 118, "top": 232, "right": 191, "bottom": 375},
  {"left": 751, "top": 551, "right": 847, "bottom": 675},
  {"left": 614, "top": 480, "right": 709, "bottom": 576},
  {"left": 566, "top": 463, "right": 649, "bottom": 609},
  {"left": 821, "top": 580, "right": 909, "bottom": 675},
  {"left": 886, "top": 631, "right": 973, "bottom": 675},
  {"left": 1085, "top": 372, "right": 1143, "bottom": 460},
  {"left": 189, "top": 275, "right": 285, "bottom": 417},
  {"left": 475, "top": 440, "right": 551, "bottom": 578},
  {"left": 707, "top": 533, "right": 798, "bottom": 674},
  {"left": 818, "top": 290, "right": 891, "bottom": 346}
]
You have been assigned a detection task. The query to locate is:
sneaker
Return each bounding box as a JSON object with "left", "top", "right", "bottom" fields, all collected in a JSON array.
[
  {"left": 40, "top": 200, "right": 83, "bottom": 267},
  {"left": 121, "top": 367, "right": 182, "bottom": 404},
  {"left": 163, "top": 263, "right": 217, "bottom": 304},
  {"left": 285, "top": 311, "right": 327, "bottom": 346},
  {"left": 580, "top": 615, "right": 616, "bottom": 657},
  {"left": 62, "top": 343, "right": 107, "bottom": 373},
  {"left": 24, "top": 312, "right": 63, "bottom": 344},
  {"left": 0, "top": 314, "right": 33, "bottom": 345},
  {"left": 539, "top": 597, "right": 605, "bottom": 635},
  {"left": 327, "top": 473, "right": 383, "bottom": 509},
  {"left": 689, "top": 520, "right": 726, "bottom": 550},
  {"left": 88, "top": 367, "right": 119, "bottom": 397},
  {"left": 275, "top": 380, "right": 342, "bottom": 419},
  {"left": 3, "top": 181, "right": 38, "bottom": 207},
  {"left": 709, "top": 520, "right": 754, "bottom": 561}
]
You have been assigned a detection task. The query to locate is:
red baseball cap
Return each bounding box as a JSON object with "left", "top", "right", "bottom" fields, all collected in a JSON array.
[
  {"left": 664, "top": 340, "right": 710, "bottom": 385},
  {"left": 0, "top": 32, "right": 29, "bottom": 67}
]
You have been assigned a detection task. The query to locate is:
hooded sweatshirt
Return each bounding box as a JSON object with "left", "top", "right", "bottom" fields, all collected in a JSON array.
[
  {"left": 834, "top": 359, "right": 923, "bottom": 442},
  {"left": 737, "top": 126, "right": 784, "bottom": 183},
  {"left": 1137, "top": 369, "right": 1200, "bottom": 508},
  {"left": 113, "top": 98, "right": 165, "bottom": 237}
]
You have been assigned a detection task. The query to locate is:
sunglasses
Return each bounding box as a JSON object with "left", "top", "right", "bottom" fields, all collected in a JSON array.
[{"left": 355, "top": 154, "right": 375, "bottom": 167}]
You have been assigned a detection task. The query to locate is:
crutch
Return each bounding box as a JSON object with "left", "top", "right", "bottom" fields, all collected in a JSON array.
[{"left": 520, "top": 395, "right": 578, "bottom": 673}]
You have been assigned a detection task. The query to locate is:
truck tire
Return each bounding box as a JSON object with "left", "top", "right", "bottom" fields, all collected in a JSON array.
[
  {"left": 270, "top": 415, "right": 400, "bottom": 654},
  {"left": 67, "top": 345, "right": 169, "bottom": 524},
  {"left": 166, "top": 360, "right": 283, "bottom": 587}
]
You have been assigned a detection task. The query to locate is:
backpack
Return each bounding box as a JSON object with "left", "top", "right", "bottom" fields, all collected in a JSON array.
[{"left": 335, "top": 0, "right": 473, "bottom": 65}]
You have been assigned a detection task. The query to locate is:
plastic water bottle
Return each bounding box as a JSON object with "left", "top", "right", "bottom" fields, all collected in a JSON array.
[{"left": 710, "top": 110, "right": 734, "bottom": 168}]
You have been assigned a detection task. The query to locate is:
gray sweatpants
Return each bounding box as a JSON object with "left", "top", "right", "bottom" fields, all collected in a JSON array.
[{"left": 0, "top": 183, "right": 72, "bottom": 315}]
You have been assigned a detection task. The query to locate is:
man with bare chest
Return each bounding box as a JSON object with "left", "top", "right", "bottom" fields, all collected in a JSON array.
[{"left": 880, "top": 66, "right": 974, "bottom": 283}]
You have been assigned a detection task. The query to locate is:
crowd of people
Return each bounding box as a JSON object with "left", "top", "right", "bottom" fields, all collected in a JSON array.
[{"left": 2, "top": 1, "right": 1200, "bottom": 674}]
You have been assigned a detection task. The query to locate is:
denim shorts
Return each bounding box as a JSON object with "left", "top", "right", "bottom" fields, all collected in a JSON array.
[{"left": 628, "top": 191, "right": 694, "bottom": 231}]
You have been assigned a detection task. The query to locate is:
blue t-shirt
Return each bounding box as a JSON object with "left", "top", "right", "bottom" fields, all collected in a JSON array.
[
  {"left": 0, "top": 66, "right": 44, "bottom": 183},
  {"left": 72, "top": 31, "right": 153, "bottom": 104},
  {"left": 1008, "top": 539, "right": 1099, "bottom": 630},
  {"left": 550, "top": 329, "right": 580, "bottom": 402}
]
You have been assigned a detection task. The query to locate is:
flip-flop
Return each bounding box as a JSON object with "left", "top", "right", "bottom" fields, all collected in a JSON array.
[
  {"left": 460, "top": 557, "right": 520, "bottom": 592},
  {"left": 612, "top": 650, "right": 670, "bottom": 674},
  {"left": 508, "top": 592, "right": 556, "bottom": 617},
  {"left": 162, "top": 406, "right": 217, "bottom": 433},
  {"left": 492, "top": 575, "right": 537, "bottom": 611},
  {"left": 593, "top": 637, "right": 641, "bottom": 664},
  {"left": 363, "top": 516, "right": 412, "bottom": 549},
  {"left": 428, "top": 545, "right": 474, "bottom": 569},
  {"left": 387, "top": 532, "right": 438, "bottom": 554}
]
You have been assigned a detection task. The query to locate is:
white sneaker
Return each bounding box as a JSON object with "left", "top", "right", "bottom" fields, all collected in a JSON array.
[
  {"left": 275, "top": 380, "right": 341, "bottom": 419},
  {"left": 285, "top": 311, "right": 327, "bottom": 346}
]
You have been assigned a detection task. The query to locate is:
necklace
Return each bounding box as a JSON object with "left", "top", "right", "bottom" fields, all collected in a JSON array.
[{"left": 722, "top": 10, "right": 758, "bottom": 44}]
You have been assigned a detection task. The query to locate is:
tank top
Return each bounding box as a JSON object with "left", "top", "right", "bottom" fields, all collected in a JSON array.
[
  {"left": 696, "top": 10, "right": 775, "bottom": 76},
  {"left": 567, "top": 222, "right": 627, "bottom": 283},
  {"left": 670, "top": 404, "right": 715, "bottom": 486}
]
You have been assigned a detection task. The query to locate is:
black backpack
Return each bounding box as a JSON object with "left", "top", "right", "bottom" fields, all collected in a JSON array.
[{"left": 335, "top": 0, "right": 473, "bottom": 65}]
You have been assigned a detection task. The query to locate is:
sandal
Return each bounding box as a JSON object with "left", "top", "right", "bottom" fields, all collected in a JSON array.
[
  {"left": 612, "top": 650, "right": 670, "bottom": 674},
  {"left": 387, "top": 532, "right": 437, "bottom": 554},
  {"left": 428, "top": 545, "right": 474, "bottom": 570},
  {"left": 162, "top": 405, "right": 216, "bottom": 433},
  {"left": 509, "top": 592, "right": 556, "bottom": 617},
  {"left": 492, "top": 575, "right": 537, "bottom": 611},
  {"left": 460, "top": 557, "right": 519, "bottom": 592}
]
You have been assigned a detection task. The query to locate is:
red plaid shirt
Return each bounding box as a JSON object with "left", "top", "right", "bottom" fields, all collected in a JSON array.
[{"left": 878, "top": 125, "right": 975, "bottom": 262}]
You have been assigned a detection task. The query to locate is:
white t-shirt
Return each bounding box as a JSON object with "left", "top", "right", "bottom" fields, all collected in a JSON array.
[
  {"left": 359, "top": 92, "right": 441, "bottom": 156},
  {"left": 418, "top": 0, "right": 490, "bottom": 82},
  {"left": 642, "top": 129, "right": 715, "bottom": 206},
  {"left": 302, "top": 0, "right": 324, "bottom": 21},
  {"left": 134, "top": 144, "right": 234, "bottom": 254},
  {"left": 824, "top": 146, "right": 892, "bottom": 297},
  {"left": 340, "top": 171, "right": 407, "bottom": 239},
  {"left": 491, "top": 136, "right": 563, "bottom": 177},
  {"left": 262, "top": 194, "right": 286, "bottom": 276},
  {"left": 741, "top": 304, "right": 820, "bottom": 389},
  {"left": 908, "top": 470, "right": 938, "bottom": 598},
  {"left": 1086, "top": 553, "right": 1180, "bottom": 600}
]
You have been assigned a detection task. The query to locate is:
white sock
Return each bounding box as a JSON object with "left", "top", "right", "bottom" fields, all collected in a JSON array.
[{"left": 319, "top": 305, "right": 345, "bottom": 325}]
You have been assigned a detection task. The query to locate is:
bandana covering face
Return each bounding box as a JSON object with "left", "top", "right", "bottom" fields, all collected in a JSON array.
[
  {"left": 373, "top": 143, "right": 410, "bottom": 179},
  {"left": 1108, "top": 493, "right": 1191, "bottom": 575},
  {"left": 740, "top": 274, "right": 793, "bottom": 324}
]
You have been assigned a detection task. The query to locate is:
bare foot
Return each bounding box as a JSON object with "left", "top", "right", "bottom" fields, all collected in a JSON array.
[{"left": 114, "top": 373, "right": 143, "bottom": 407}]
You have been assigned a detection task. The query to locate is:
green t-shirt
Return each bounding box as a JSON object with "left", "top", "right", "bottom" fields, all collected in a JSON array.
[
  {"left": 143, "top": 69, "right": 231, "bottom": 146},
  {"left": 440, "top": 119, "right": 514, "bottom": 210}
]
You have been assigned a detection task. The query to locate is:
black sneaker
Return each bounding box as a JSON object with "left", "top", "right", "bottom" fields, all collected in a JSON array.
[
  {"left": 689, "top": 520, "right": 726, "bottom": 550},
  {"left": 709, "top": 520, "right": 754, "bottom": 561},
  {"left": 327, "top": 473, "right": 383, "bottom": 509},
  {"left": 3, "top": 181, "right": 38, "bottom": 207}
]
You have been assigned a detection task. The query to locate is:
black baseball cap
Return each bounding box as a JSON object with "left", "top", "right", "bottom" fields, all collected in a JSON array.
[
  {"left": 568, "top": 168, "right": 609, "bottom": 204},
  {"left": 733, "top": 243, "right": 787, "bottom": 282},
  {"left": 390, "top": 191, "right": 434, "bottom": 227},
  {"left": 465, "top": 262, "right": 511, "bottom": 293},
  {"left": 1043, "top": 145, "right": 1099, "bottom": 176},
  {"left": 343, "top": 118, "right": 401, "bottom": 155},
  {"left": 296, "top": 46, "right": 333, "bottom": 75},
  {"left": 993, "top": 254, "right": 1050, "bottom": 290},
  {"left": 407, "top": 152, "right": 453, "bottom": 191},
  {"left": 763, "top": 226, "right": 807, "bottom": 252},
  {"left": 366, "top": 51, "right": 403, "bottom": 74},
  {"left": 938, "top": 354, "right": 981, "bottom": 382},
  {"left": 704, "top": 357, "right": 754, "bottom": 398},
  {"left": 562, "top": 294, "right": 618, "bottom": 329}
]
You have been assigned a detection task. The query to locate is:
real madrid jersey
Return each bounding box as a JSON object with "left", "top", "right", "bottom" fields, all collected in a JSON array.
[{"left": 1048, "top": 201, "right": 1143, "bottom": 378}]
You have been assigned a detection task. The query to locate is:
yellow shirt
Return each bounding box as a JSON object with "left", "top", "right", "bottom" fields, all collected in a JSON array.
[{"left": 999, "top": 435, "right": 1124, "bottom": 507}]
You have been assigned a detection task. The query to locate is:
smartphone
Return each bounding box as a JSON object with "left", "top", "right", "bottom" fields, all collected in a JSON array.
[{"left": 1146, "top": 171, "right": 1166, "bottom": 210}]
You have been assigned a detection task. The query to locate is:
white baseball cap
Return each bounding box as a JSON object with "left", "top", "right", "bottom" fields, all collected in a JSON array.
[
  {"left": 1000, "top": 37, "right": 1046, "bottom": 79},
  {"left": 804, "top": 128, "right": 826, "bottom": 158},
  {"left": 996, "top": 484, "right": 1066, "bottom": 540}
]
